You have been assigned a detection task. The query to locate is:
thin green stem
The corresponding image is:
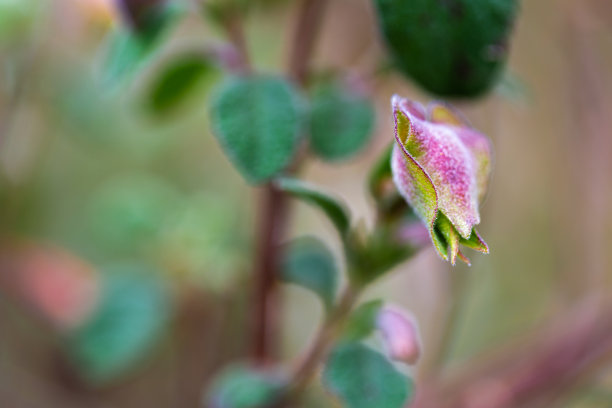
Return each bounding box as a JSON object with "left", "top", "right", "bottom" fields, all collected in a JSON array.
[
  {"left": 279, "top": 283, "right": 362, "bottom": 405},
  {"left": 421, "top": 269, "right": 470, "bottom": 380}
]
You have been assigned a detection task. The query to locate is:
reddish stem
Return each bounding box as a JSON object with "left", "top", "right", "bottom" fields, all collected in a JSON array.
[
  {"left": 288, "top": 0, "right": 329, "bottom": 85},
  {"left": 250, "top": 0, "right": 329, "bottom": 364},
  {"left": 251, "top": 184, "right": 288, "bottom": 364}
]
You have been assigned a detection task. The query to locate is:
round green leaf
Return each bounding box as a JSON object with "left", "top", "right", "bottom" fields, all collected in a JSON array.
[
  {"left": 374, "top": 0, "right": 518, "bottom": 97},
  {"left": 66, "top": 264, "right": 170, "bottom": 384},
  {"left": 323, "top": 343, "right": 413, "bottom": 408},
  {"left": 209, "top": 76, "right": 304, "bottom": 183},
  {"left": 206, "top": 365, "right": 284, "bottom": 408},
  {"left": 309, "top": 83, "right": 375, "bottom": 160},
  {"left": 147, "top": 54, "right": 218, "bottom": 115},
  {"left": 281, "top": 237, "right": 338, "bottom": 309}
]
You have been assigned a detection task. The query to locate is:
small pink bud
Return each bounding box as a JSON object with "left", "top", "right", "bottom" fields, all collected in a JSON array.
[{"left": 376, "top": 306, "right": 422, "bottom": 365}]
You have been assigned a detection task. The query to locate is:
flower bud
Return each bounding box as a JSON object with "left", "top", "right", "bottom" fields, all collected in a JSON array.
[
  {"left": 376, "top": 306, "right": 421, "bottom": 365},
  {"left": 390, "top": 95, "right": 492, "bottom": 265}
]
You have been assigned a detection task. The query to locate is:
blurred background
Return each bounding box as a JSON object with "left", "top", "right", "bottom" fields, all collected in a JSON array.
[{"left": 1, "top": 0, "right": 611, "bottom": 407}]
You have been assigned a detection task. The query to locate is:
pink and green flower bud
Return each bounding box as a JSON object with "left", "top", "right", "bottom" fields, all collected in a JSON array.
[
  {"left": 376, "top": 306, "right": 421, "bottom": 365},
  {"left": 390, "top": 95, "right": 492, "bottom": 265}
]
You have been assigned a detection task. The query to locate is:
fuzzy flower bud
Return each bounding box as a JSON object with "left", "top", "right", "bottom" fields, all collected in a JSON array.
[
  {"left": 376, "top": 306, "right": 422, "bottom": 365},
  {"left": 390, "top": 95, "right": 492, "bottom": 265}
]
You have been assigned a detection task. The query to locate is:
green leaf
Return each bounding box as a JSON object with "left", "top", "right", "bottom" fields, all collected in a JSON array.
[
  {"left": 102, "top": 1, "right": 182, "bottom": 87},
  {"left": 209, "top": 76, "right": 304, "bottom": 183},
  {"left": 146, "top": 54, "right": 219, "bottom": 115},
  {"left": 281, "top": 237, "right": 338, "bottom": 309},
  {"left": 66, "top": 264, "right": 170, "bottom": 384},
  {"left": 323, "top": 343, "right": 413, "bottom": 408},
  {"left": 343, "top": 299, "right": 383, "bottom": 341},
  {"left": 87, "top": 176, "right": 181, "bottom": 256},
  {"left": 368, "top": 143, "right": 393, "bottom": 201},
  {"left": 374, "top": 0, "right": 519, "bottom": 97},
  {"left": 207, "top": 366, "right": 284, "bottom": 408},
  {"left": 309, "top": 82, "right": 375, "bottom": 160},
  {"left": 0, "top": 0, "right": 43, "bottom": 44},
  {"left": 275, "top": 177, "right": 350, "bottom": 237}
]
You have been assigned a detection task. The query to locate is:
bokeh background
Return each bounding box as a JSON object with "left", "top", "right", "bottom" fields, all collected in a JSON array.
[{"left": 1, "top": 0, "right": 611, "bottom": 407}]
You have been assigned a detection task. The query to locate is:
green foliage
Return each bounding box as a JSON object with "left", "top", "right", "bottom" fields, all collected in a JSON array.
[
  {"left": 346, "top": 225, "right": 417, "bottom": 284},
  {"left": 87, "top": 177, "right": 180, "bottom": 256},
  {"left": 156, "top": 194, "right": 249, "bottom": 292},
  {"left": 276, "top": 177, "right": 350, "bottom": 237},
  {"left": 146, "top": 54, "right": 219, "bottom": 115},
  {"left": 323, "top": 342, "right": 412, "bottom": 408},
  {"left": 281, "top": 236, "right": 338, "bottom": 310},
  {"left": 209, "top": 76, "right": 304, "bottom": 183},
  {"left": 66, "top": 265, "right": 170, "bottom": 384},
  {"left": 368, "top": 143, "right": 411, "bottom": 219},
  {"left": 102, "top": 1, "right": 182, "bottom": 86},
  {"left": 0, "top": 0, "right": 44, "bottom": 44},
  {"left": 342, "top": 299, "right": 383, "bottom": 341},
  {"left": 368, "top": 143, "right": 393, "bottom": 202},
  {"left": 309, "top": 82, "right": 375, "bottom": 161},
  {"left": 374, "top": 0, "right": 518, "bottom": 97},
  {"left": 206, "top": 366, "right": 284, "bottom": 408}
]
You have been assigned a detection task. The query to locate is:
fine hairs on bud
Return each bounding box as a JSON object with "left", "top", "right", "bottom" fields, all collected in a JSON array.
[{"left": 376, "top": 306, "right": 422, "bottom": 365}]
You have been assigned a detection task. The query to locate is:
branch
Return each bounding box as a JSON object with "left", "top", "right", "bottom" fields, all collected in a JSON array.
[
  {"left": 250, "top": 0, "right": 329, "bottom": 364},
  {"left": 287, "top": 0, "right": 329, "bottom": 85},
  {"left": 413, "top": 303, "right": 612, "bottom": 408}
]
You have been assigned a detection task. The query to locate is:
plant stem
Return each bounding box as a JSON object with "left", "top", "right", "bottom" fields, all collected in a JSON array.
[
  {"left": 282, "top": 283, "right": 362, "bottom": 403},
  {"left": 219, "top": 10, "right": 251, "bottom": 74},
  {"left": 252, "top": 184, "right": 288, "bottom": 364},
  {"left": 288, "top": 0, "right": 329, "bottom": 85},
  {"left": 250, "top": 0, "right": 329, "bottom": 365},
  {"left": 420, "top": 268, "right": 470, "bottom": 380}
]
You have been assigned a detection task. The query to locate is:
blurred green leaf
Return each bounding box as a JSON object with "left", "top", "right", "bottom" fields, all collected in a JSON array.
[
  {"left": 207, "top": 365, "right": 284, "bottom": 408},
  {"left": 67, "top": 264, "right": 170, "bottom": 384},
  {"left": 147, "top": 53, "right": 219, "bottom": 115},
  {"left": 102, "top": 1, "right": 182, "bottom": 87},
  {"left": 374, "top": 0, "right": 518, "bottom": 97},
  {"left": 87, "top": 176, "right": 180, "bottom": 256},
  {"left": 495, "top": 70, "right": 531, "bottom": 103},
  {"left": 0, "top": 0, "right": 44, "bottom": 44},
  {"left": 323, "top": 342, "right": 412, "bottom": 408},
  {"left": 276, "top": 177, "right": 350, "bottom": 237},
  {"left": 309, "top": 82, "right": 375, "bottom": 161},
  {"left": 342, "top": 299, "right": 383, "bottom": 341},
  {"left": 281, "top": 236, "right": 338, "bottom": 309},
  {"left": 209, "top": 75, "right": 304, "bottom": 183},
  {"left": 157, "top": 193, "right": 248, "bottom": 292}
]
